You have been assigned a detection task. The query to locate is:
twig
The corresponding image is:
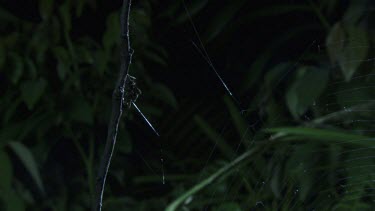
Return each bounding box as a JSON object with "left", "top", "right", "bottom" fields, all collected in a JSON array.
[{"left": 92, "top": 0, "right": 133, "bottom": 210}]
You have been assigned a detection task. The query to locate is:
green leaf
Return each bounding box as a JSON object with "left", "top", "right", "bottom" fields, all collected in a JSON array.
[
  {"left": 39, "top": 0, "right": 53, "bottom": 20},
  {"left": 20, "top": 78, "right": 47, "bottom": 110},
  {"left": 0, "top": 149, "right": 13, "bottom": 191},
  {"left": 7, "top": 142, "right": 45, "bottom": 195},
  {"left": 241, "top": 25, "right": 315, "bottom": 92},
  {"left": 326, "top": 22, "right": 369, "bottom": 81},
  {"left": 286, "top": 66, "right": 328, "bottom": 118},
  {"left": 264, "top": 127, "right": 372, "bottom": 147}
]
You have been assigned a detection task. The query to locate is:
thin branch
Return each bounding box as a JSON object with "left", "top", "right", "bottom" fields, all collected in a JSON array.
[{"left": 92, "top": 0, "right": 133, "bottom": 210}]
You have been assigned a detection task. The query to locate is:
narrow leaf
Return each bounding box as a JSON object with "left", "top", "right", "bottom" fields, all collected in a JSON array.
[
  {"left": 8, "top": 141, "right": 45, "bottom": 195},
  {"left": 264, "top": 127, "right": 372, "bottom": 147}
]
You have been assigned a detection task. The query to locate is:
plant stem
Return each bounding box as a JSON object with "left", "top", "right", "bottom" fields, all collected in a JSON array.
[
  {"left": 92, "top": 0, "right": 133, "bottom": 210},
  {"left": 165, "top": 149, "right": 257, "bottom": 211}
]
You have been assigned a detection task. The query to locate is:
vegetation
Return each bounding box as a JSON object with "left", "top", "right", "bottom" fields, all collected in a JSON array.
[{"left": 0, "top": 0, "right": 374, "bottom": 210}]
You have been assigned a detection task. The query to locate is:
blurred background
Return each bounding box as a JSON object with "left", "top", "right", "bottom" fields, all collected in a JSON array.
[{"left": 0, "top": 0, "right": 375, "bottom": 210}]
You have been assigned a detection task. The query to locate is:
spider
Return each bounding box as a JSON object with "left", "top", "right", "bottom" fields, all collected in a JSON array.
[
  {"left": 122, "top": 74, "right": 159, "bottom": 136},
  {"left": 123, "top": 75, "right": 142, "bottom": 108}
]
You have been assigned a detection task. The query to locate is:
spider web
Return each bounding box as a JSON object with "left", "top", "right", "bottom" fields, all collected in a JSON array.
[{"left": 139, "top": 1, "right": 375, "bottom": 210}]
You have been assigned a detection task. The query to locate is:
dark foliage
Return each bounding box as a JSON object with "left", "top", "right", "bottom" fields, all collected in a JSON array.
[{"left": 0, "top": 0, "right": 374, "bottom": 210}]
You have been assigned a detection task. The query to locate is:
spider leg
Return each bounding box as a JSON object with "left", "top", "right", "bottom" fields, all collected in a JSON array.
[{"left": 132, "top": 102, "right": 160, "bottom": 136}]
